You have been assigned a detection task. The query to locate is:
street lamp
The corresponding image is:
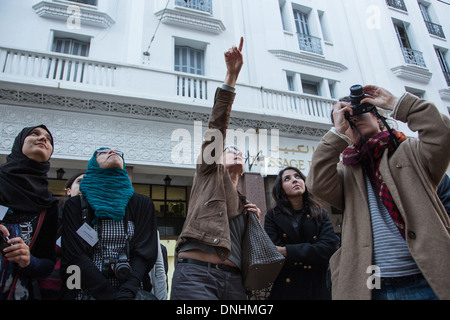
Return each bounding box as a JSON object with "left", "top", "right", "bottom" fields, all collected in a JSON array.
[
  {"left": 56, "top": 168, "right": 65, "bottom": 180},
  {"left": 164, "top": 175, "right": 172, "bottom": 187}
]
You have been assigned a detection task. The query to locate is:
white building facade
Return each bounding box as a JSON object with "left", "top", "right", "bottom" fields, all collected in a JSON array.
[{"left": 1, "top": 0, "right": 449, "bottom": 280}]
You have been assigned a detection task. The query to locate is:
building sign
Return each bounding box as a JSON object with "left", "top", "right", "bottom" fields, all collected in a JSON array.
[{"left": 245, "top": 135, "right": 319, "bottom": 177}]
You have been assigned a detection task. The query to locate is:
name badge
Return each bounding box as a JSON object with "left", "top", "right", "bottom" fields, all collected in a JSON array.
[
  {"left": 76, "top": 223, "right": 98, "bottom": 247},
  {"left": 0, "top": 205, "right": 9, "bottom": 221}
]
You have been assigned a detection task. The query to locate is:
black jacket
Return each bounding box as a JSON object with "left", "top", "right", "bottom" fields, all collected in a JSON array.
[
  {"left": 264, "top": 206, "right": 337, "bottom": 300},
  {"left": 61, "top": 193, "right": 158, "bottom": 300}
]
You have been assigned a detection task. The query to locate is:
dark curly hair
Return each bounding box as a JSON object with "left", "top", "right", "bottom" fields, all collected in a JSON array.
[{"left": 272, "top": 166, "right": 322, "bottom": 220}]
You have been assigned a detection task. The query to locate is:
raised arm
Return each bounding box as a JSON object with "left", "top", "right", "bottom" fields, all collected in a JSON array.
[
  {"left": 224, "top": 37, "right": 244, "bottom": 88},
  {"left": 197, "top": 38, "right": 244, "bottom": 172}
]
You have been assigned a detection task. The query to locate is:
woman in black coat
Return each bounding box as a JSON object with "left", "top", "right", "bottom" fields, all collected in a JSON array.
[{"left": 264, "top": 167, "right": 337, "bottom": 300}]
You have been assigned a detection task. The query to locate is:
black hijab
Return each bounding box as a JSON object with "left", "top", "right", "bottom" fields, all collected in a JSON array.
[{"left": 0, "top": 125, "right": 58, "bottom": 214}]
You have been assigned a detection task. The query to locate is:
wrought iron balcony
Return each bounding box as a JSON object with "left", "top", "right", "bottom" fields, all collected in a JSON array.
[
  {"left": 386, "top": 0, "right": 407, "bottom": 12},
  {"left": 401, "top": 47, "right": 426, "bottom": 68},
  {"left": 175, "top": 0, "right": 212, "bottom": 14},
  {"left": 297, "top": 33, "right": 323, "bottom": 55},
  {"left": 424, "top": 21, "right": 446, "bottom": 39}
]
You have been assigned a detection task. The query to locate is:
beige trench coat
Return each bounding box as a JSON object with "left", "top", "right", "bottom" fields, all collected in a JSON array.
[{"left": 306, "top": 93, "right": 450, "bottom": 300}]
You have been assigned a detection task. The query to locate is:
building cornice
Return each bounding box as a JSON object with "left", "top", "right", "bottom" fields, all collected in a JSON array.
[
  {"left": 391, "top": 65, "right": 433, "bottom": 84},
  {"left": 155, "top": 8, "right": 225, "bottom": 34},
  {"left": 268, "top": 49, "right": 348, "bottom": 72},
  {"left": 33, "top": 0, "right": 115, "bottom": 29},
  {"left": 439, "top": 88, "right": 450, "bottom": 101}
]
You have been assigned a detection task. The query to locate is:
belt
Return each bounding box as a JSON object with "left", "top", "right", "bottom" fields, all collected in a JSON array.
[
  {"left": 178, "top": 258, "right": 240, "bottom": 274},
  {"left": 380, "top": 273, "right": 424, "bottom": 283}
]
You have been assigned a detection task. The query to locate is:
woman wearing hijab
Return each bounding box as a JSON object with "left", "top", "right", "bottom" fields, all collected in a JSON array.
[
  {"left": 0, "top": 125, "right": 59, "bottom": 300},
  {"left": 264, "top": 167, "right": 337, "bottom": 300},
  {"left": 61, "top": 148, "right": 158, "bottom": 300}
]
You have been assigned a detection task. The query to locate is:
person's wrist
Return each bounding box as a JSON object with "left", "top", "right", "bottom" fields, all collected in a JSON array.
[
  {"left": 385, "top": 96, "right": 399, "bottom": 111},
  {"left": 224, "top": 73, "right": 238, "bottom": 87},
  {"left": 335, "top": 126, "right": 347, "bottom": 134}
]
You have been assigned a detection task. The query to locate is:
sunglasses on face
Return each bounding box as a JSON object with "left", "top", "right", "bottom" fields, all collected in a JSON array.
[
  {"left": 224, "top": 147, "right": 248, "bottom": 159},
  {"left": 95, "top": 149, "right": 124, "bottom": 158}
]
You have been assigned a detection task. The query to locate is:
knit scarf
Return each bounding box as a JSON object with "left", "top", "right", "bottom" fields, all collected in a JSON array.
[
  {"left": 79, "top": 149, "right": 134, "bottom": 223},
  {"left": 342, "top": 130, "right": 407, "bottom": 238}
]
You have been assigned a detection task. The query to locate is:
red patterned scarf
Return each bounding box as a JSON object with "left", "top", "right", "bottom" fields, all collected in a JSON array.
[{"left": 342, "top": 130, "right": 408, "bottom": 238}]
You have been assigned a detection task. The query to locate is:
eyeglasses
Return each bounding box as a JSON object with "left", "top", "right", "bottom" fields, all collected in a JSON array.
[
  {"left": 224, "top": 146, "right": 248, "bottom": 159},
  {"left": 95, "top": 149, "right": 124, "bottom": 158}
]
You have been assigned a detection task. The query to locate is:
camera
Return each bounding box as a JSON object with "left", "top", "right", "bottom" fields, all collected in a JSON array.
[
  {"left": 349, "top": 85, "right": 376, "bottom": 116},
  {"left": 102, "top": 251, "right": 132, "bottom": 280},
  {"left": 0, "top": 233, "right": 11, "bottom": 252}
]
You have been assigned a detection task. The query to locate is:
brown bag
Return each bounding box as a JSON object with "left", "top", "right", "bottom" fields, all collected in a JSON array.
[{"left": 241, "top": 212, "right": 285, "bottom": 291}]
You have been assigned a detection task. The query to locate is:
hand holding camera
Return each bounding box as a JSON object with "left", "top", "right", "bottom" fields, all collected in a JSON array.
[
  {"left": 0, "top": 225, "right": 11, "bottom": 252},
  {"left": 0, "top": 232, "right": 11, "bottom": 252},
  {"left": 0, "top": 225, "right": 31, "bottom": 268},
  {"left": 357, "top": 85, "right": 398, "bottom": 112},
  {"left": 333, "top": 84, "right": 400, "bottom": 149}
]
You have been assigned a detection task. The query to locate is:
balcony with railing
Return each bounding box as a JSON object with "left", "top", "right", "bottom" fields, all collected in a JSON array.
[
  {"left": 386, "top": 0, "right": 407, "bottom": 12},
  {"left": 424, "top": 21, "right": 446, "bottom": 39},
  {"left": 0, "top": 48, "right": 118, "bottom": 87},
  {"left": 0, "top": 46, "right": 334, "bottom": 125},
  {"left": 401, "top": 47, "right": 426, "bottom": 67},
  {"left": 391, "top": 46, "right": 431, "bottom": 83},
  {"left": 297, "top": 33, "right": 323, "bottom": 55},
  {"left": 260, "top": 88, "right": 334, "bottom": 121},
  {"left": 175, "top": 0, "right": 212, "bottom": 14}
]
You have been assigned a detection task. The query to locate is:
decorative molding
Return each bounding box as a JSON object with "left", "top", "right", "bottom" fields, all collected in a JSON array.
[
  {"left": 0, "top": 104, "right": 179, "bottom": 166},
  {"left": 269, "top": 50, "right": 348, "bottom": 72},
  {"left": 0, "top": 88, "right": 329, "bottom": 139},
  {"left": 32, "top": 1, "right": 115, "bottom": 29},
  {"left": 391, "top": 65, "right": 433, "bottom": 84},
  {"left": 155, "top": 8, "right": 225, "bottom": 34},
  {"left": 439, "top": 88, "right": 450, "bottom": 101}
]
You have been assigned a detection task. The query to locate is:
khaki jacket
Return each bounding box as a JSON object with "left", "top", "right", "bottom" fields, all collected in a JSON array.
[
  {"left": 306, "top": 93, "right": 450, "bottom": 300},
  {"left": 176, "top": 88, "right": 247, "bottom": 260}
]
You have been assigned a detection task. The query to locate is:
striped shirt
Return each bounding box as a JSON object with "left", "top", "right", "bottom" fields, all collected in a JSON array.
[{"left": 365, "top": 174, "right": 421, "bottom": 277}]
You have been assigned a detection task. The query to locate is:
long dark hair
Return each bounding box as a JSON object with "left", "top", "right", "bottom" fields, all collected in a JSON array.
[{"left": 272, "top": 166, "right": 322, "bottom": 220}]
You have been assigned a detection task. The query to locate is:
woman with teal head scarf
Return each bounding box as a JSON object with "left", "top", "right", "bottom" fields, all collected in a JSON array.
[
  {"left": 61, "top": 148, "right": 158, "bottom": 300},
  {"left": 80, "top": 148, "right": 134, "bottom": 222}
]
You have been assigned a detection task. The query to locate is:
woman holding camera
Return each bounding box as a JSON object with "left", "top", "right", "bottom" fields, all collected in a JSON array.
[
  {"left": 0, "top": 125, "right": 59, "bottom": 300},
  {"left": 61, "top": 148, "right": 158, "bottom": 300},
  {"left": 306, "top": 85, "right": 450, "bottom": 300}
]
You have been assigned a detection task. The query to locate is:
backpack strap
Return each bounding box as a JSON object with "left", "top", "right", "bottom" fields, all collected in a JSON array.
[{"left": 7, "top": 210, "right": 46, "bottom": 300}]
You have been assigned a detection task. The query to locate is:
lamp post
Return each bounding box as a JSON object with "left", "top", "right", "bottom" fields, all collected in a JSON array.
[
  {"left": 164, "top": 175, "right": 172, "bottom": 187},
  {"left": 56, "top": 168, "right": 65, "bottom": 180}
]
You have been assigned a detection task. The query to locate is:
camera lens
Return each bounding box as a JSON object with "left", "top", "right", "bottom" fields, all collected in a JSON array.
[
  {"left": 350, "top": 85, "right": 365, "bottom": 106},
  {"left": 350, "top": 85, "right": 364, "bottom": 96},
  {"left": 115, "top": 262, "right": 131, "bottom": 280}
]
